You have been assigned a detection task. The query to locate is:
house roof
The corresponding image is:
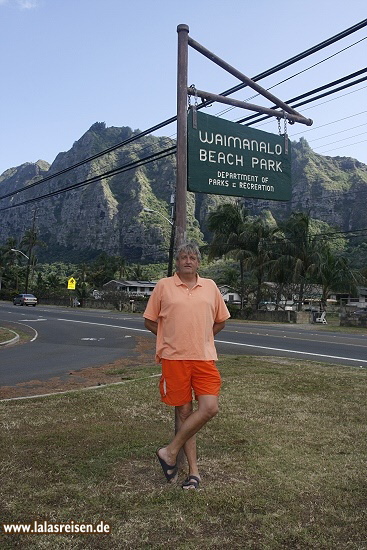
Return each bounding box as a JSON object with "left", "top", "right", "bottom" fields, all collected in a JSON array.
[{"left": 103, "top": 279, "right": 156, "bottom": 288}]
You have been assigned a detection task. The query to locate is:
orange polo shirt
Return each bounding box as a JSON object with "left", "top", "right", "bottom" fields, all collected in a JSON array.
[{"left": 143, "top": 272, "right": 230, "bottom": 362}]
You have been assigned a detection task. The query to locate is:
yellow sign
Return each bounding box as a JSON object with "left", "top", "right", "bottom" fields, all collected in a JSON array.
[{"left": 67, "top": 277, "right": 76, "bottom": 290}]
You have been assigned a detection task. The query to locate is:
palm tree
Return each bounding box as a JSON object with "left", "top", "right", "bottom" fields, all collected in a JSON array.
[
  {"left": 317, "top": 249, "right": 363, "bottom": 310},
  {"left": 279, "top": 212, "right": 325, "bottom": 311},
  {"left": 240, "top": 216, "right": 279, "bottom": 309},
  {"left": 207, "top": 203, "right": 279, "bottom": 310},
  {"left": 267, "top": 238, "right": 294, "bottom": 309},
  {"left": 130, "top": 264, "right": 147, "bottom": 281},
  {"left": 20, "top": 228, "right": 45, "bottom": 292},
  {"left": 5, "top": 238, "right": 22, "bottom": 291},
  {"left": 75, "top": 264, "right": 90, "bottom": 307},
  {"left": 0, "top": 247, "right": 7, "bottom": 291},
  {"left": 89, "top": 253, "right": 124, "bottom": 287},
  {"left": 46, "top": 273, "right": 62, "bottom": 298},
  {"left": 116, "top": 256, "right": 127, "bottom": 280},
  {"left": 207, "top": 203, "right": 248, "bottom": 310}
]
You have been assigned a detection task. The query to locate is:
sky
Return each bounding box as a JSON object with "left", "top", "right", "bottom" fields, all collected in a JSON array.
[{"left": 0, "top": 0, "right": 366, "bottom": 176}]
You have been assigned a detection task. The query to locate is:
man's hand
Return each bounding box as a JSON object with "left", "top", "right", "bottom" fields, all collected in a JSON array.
[{"left": 144, "top": 318, "right": 158, "bottom": 335}]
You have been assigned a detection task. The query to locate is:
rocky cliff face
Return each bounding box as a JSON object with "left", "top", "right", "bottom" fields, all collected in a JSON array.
[
  {"left": 242, "top": 138, "right": 367, "bottom": 230},
  {"left": 1, "top": 124, "right": 366, "bottom": 263}
]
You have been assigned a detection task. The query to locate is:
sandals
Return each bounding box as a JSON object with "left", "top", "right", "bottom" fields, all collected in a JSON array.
[
  {"left": 156, "top": 449, "right": 178, "bottom": 483},
  {"left": 181, "top": 475, "right": 200, "bottom": 490}
]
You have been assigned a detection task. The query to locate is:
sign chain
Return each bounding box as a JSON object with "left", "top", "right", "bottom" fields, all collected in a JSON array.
[
  {"left": 189, "top": 84, "right": 198, "bottom": 128},
  {"left": 283, "top": 111, "right": 289, "bottom": 155},
  {"left": 277, "top": 116, "right": 282, "bottom": 136},
  {"left": 277, "top": 112, "right": 289, "bottom": 154}
]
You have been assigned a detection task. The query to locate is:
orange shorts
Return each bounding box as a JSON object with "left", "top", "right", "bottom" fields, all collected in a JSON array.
[{"left": 159, "top": 359, "right": 221, "bottom": 406}]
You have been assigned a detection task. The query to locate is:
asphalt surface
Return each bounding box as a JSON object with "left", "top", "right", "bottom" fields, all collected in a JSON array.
[{"left": 1, "top": 301, "right": 366, "bottom": 398}]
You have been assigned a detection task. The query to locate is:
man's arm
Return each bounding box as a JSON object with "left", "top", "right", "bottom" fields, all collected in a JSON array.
[
  {"left": 213, "top": 321, "right": 226, "bottom": 335},
  {"left": 144, "top": 318, "right": 158, "bottom": 335}
]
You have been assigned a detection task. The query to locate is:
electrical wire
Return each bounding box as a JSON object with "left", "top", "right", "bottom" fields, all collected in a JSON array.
[
  {"left": 306, "top": 122, "right": 367, "bottom": 143},
  {"left": 0, "top": 146, "right": 176, "bottom": 212},
  {"left": 196, "top": 19, "right": 367, "bottom": 107},
  {"left": 313, "top": 131, "right": 367, "bottom": 149},
  {"left": 290, "top": 110, "right": 367, "bottom": 136},
  {"left": 214, "top": 35, "right": 367, "bottom": 118},
  {"left": 315, "top": 138, "right": 367, "bottom": 154},
  {"left": 1, "top": 19, "right": 366, "bottom": 204},
  {"left": 235, "top": 70, "right": 367, "bottom": 125},
  {"left": 1, "top": 76, "right": 365, "bottom": 207},
  {"left": 0, "top": 124, "right": 177, "bottom": 202},
  {"left": 1, "top": 19, "right": 367, "bottom": 217}
]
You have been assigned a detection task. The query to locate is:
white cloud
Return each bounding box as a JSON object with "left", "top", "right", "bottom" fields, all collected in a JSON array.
[
  {"left": 17, "top": 0, "right": 38, "bottom": 8},
  {"left": 0, "top": 0, "right": 39, "bottom": 7}
]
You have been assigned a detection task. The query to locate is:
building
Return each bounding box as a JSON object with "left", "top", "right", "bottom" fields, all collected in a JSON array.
[
  {"left": 218, "top": 286, "right": 241, "bottom": 304},
  {"left": 103, "top": 280, "right": 156, "bottom": 297}
]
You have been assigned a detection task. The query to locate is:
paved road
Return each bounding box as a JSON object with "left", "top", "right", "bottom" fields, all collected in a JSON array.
[{"left": 1, "top": 302, "right": 366, "bottom": 391}]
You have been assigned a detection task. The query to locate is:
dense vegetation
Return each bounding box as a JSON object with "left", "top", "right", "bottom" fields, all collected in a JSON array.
[
  {"left": 1, "top": 206, "right": 365, "bottom": 314},
  {"left": 1, "top": 122, "right": 367, "bottom": 266}
]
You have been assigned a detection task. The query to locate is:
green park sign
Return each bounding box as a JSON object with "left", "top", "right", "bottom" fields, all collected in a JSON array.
[{"left": 187, "top": 109, "right": 292, "bottom": 200}]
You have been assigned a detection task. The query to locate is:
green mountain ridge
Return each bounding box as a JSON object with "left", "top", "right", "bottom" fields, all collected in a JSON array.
[{"left": 1, "top": 123, "right": 366, "bottom": 263}]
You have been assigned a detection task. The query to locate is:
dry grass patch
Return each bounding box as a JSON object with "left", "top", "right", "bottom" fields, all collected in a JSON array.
[
  {"left": 0, "top": 356, "right": 366, "bottom": 549},
  {"left": 0, "top": 327, "right": 16, "bottom": 343}
]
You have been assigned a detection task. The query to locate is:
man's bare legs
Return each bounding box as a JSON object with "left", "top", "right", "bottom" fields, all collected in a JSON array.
[
  {"left": 157, "top": 395, "right": 219, "bottom": 482},
  {"left": 175, "top": 402, "right": 200, "bottom": 479}
]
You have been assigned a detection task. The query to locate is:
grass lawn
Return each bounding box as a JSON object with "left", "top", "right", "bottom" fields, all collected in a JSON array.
[
  {"left": 0, "top": 356, "right": 366, "bottom": 549},
  {"left": 0, "top": 327, "right": 17, "bottom": 344}
]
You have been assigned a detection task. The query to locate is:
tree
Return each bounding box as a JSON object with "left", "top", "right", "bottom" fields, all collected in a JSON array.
[
  {"left": 46, "top": 273, "right": 63, "bottom": 297},
  {"left": 75, "top": 264, "right": 90, "bottom": 307},
  {"left": 20, "top": 227, "right": 45, "bottom": 292},
  {"left": 207, "top": 203, "right": 249, "bottom": 310},
  {"left": 0, "top": 247, "right": 6, "bottom": 291},
  {"left": 317, "top": 248, "right": 363, "bottom": 310},
  {"left": 278, "top": 212, "right": 325, "bottom": 311},
  {"left": 129, "top": 264, "right": 147, "bottom": 281},
  {"left": 239, "top": 215, "right": 279, "bottom": 309},
  {"left": 207, "top": 204, "right": 279, "bottom": 309},
  {"left": 89, "top": 253, "right": 123, "bottom": 287},
  {"left": 4, "top": 238, "right": 23, "bottom": 291}
]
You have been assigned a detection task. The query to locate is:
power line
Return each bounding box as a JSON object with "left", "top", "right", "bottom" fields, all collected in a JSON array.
[
  {"left": 235, "top": 70, "right": 367, "bottom": 125},
  {"left": 1, "top": 20, "right": 367, "bottom": 213},
  {"left": 2, "top": 19, "right": 366, "bottom": 204},
  {"left": 306, "top": 122, "right": 367, "bottom": 143},
  {"left": 215, "top": 35, "right": 367, "bottom": 118},
  {"left": 290, "top": 110, "right": 367, "bottom": 136},
  {"left": 2, "top": 80, "right": 365, "bottom": 208},
  {"left": 315, "top": 138, "right": 367, "bottom": 154},
  {"left": 203, "top": 19, "right": 367, "bottom": 104},
  {"left": 0, "top": 146, "right": 176, "bottom": 212},
  {"left": 314, "top": 132, "right": 367, "bottom": 149},
  {"left": 0, "top": 124, "right": 177, "bottom": 202}
]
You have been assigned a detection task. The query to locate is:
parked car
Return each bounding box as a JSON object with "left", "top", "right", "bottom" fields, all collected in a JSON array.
[
  {"left": 13, "top": 293, "right": 37, "bottom": 306},
  {"left": 351, "top": 309, "right": 367, "bottom": 316}
]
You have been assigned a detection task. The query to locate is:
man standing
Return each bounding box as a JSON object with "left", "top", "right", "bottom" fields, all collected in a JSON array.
[{"left": 144, "top": 241, "right": 230, "bottom": 490}]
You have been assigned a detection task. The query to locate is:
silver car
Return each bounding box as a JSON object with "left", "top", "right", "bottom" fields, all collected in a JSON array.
[{"left": 13, "top": 293, "right": 37, "bottom": 306}]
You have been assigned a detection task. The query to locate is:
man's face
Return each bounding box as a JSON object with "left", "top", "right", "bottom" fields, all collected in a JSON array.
[{"left": 176, "top": 251, "right": 200, "bottom": 275}]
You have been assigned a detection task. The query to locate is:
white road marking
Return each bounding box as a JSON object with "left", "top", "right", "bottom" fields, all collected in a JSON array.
[
  {"left": 81, "top": 338, "right": 105, "bottom": 341},
  {"left": 0, "top": 320, "right": 39, "bottom": 342},
  {"left": 56, "top": 318, "right": 366, "bottom": 365},
  {"left": 19, "top": 319, "right": 47, "bottom": 322},
  {"left": 57, "top": 318, "right": 148, "bottom": 333},
  {"left": 215, "top": 339, "right": 367, "bottom": 364}
]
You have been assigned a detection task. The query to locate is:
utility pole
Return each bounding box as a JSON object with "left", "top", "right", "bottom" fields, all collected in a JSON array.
[
  {"left": 175, "top": 24, "right": 189, "bottom": 248},
  {"left": 167, "top": 193, "right": 176, "bottom": 276},
  {"left": 175, "top": 24, "right": 190, "bottom": 469},
  {"left": 25, "top": 209, "right": 38, "bottom": 293}
]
